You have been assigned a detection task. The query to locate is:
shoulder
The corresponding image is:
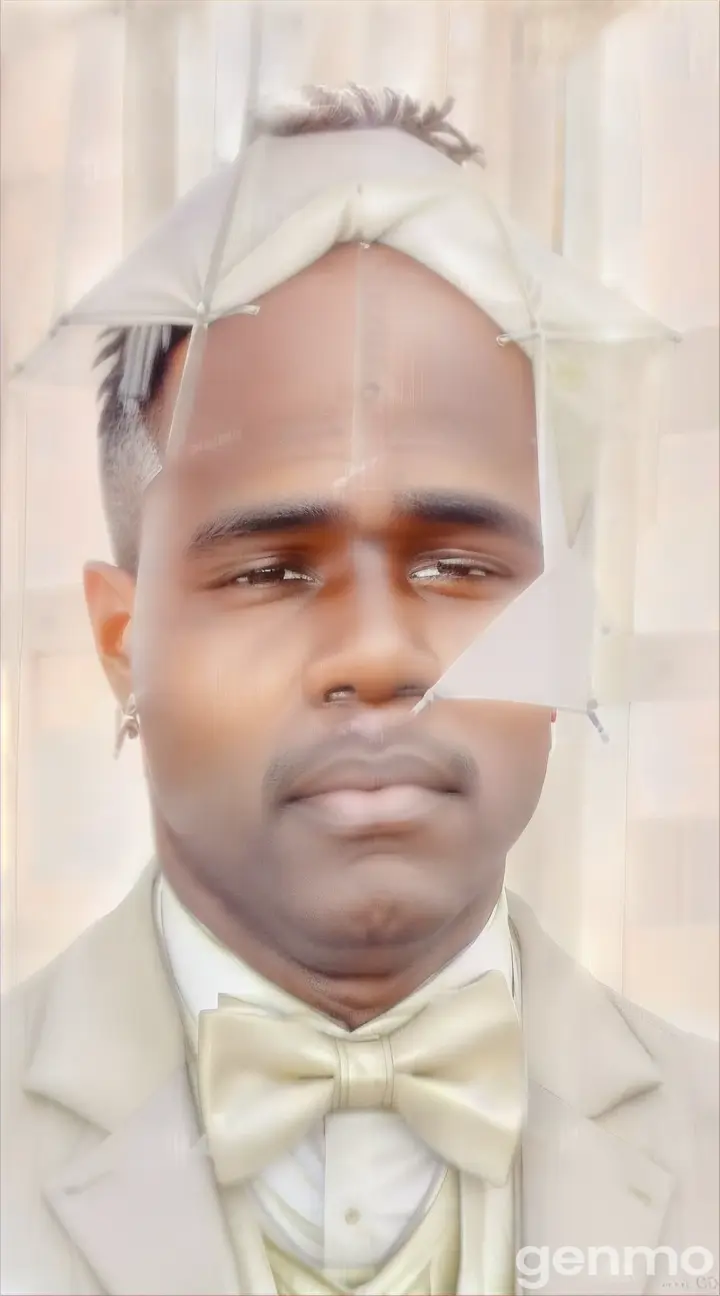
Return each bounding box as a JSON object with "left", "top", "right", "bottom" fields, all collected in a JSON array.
[
  {"left": 508, "top": 888, "right": 717, "bottom": 1128},
  {"left": 1, "top": 948, "right": 104, "bottom": 1296},
  {"left": 608, "top": 987, "right": 718, "bottom": 1113},
  {"left": 1, "top": 951, "right": 68, "bottom": 1087},
  {"left": 2, "top": 864, "right": 160, "bottom": 1075}
]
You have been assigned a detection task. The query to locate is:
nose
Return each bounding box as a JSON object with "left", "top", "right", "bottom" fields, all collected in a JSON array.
[{"left": 303, "top": 548, "right": 440, "bottom": 710}]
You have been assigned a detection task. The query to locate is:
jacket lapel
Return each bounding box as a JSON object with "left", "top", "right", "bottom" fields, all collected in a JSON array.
[
  {"left": 46, "top": 1069, "right": 238, "bottom": 1296},
  {"left": 519, "top": 1084, "right": 675, "bottom": 1296},
  {"left": 24, "top": 865, "right": 239, "bottom": 1296},
  {"left": 509, "top": 893, "right": 676, "bottom": 1296}
]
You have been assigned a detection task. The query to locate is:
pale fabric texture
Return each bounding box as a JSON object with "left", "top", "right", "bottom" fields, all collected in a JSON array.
[
  {"left": 240, "top": 1171, "right": 462, "bottom": 1295},
  {"left": 159, "top": 877, "right": 518, "bottom": 1287},
  {"left": 1, "top": 0, "right": 717, "bottom": 1029},
  {"left": 224, "top": 1171, "right": 513, "bottom": 1295},
  {"left": 1, "top": 865, "right": 717, "bottom": 1295}
]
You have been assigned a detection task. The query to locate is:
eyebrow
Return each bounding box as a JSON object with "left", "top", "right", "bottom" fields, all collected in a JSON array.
[{"left": 186, "top": 491, "right": 541, "bottom": 555}]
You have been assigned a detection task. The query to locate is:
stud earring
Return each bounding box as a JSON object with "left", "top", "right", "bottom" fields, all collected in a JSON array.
[{"left": 114, "top": 693, "right": 140, "bottom": 759}]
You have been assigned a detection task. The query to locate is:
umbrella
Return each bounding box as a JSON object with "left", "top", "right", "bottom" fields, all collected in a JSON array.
[{"left": 11, "top": 69, "right": 678, "bottom": 732}]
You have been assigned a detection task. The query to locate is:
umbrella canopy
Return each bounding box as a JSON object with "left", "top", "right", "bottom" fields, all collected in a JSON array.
[{"left": 12, "top": 97, "right": 678, "bottom": 725}]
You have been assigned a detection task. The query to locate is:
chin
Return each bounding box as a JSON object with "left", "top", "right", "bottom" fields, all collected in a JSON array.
[{"left": 315, "top": 854, "right": 459, "bottom": 950}]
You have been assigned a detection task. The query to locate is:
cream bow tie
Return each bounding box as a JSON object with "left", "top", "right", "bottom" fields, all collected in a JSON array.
[{"left": 198, "top": 970, "right": 525, "bottom": 1186}]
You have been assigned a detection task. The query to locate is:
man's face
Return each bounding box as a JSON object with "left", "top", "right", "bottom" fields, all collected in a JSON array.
[{"left": 124, "top": 245, "right": 551, "bottom": 970}]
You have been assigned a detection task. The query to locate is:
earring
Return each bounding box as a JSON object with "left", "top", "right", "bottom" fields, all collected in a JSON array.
[{"left": 114, "top": 693, "right": 140, "bottom": 759}]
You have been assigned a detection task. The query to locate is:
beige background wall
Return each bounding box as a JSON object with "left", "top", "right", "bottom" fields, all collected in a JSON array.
[{"left": 1, "top": 0, "right": 717, "bottom": 1037}]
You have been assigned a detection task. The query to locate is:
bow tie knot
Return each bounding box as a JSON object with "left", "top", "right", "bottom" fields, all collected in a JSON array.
[
  {"left": 198, "top": 971, "right": 525, "bottom": 1186},
  {"left": 331, "top": 1035, "right": 395, "bottom": 1111}
]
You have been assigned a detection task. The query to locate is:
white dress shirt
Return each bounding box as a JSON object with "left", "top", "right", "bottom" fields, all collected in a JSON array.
[{"left": 157, "top": 877, "right": 519, "bottom": 1276}]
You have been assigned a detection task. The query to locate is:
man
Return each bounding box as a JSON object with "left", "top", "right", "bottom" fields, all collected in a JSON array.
[{"left": 2, "top": 87, "right": 717, "bottom": 1296}]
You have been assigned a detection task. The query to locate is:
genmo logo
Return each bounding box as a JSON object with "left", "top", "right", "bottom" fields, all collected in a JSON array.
[{"left": 515, "top": 1245, "right": 717, "bottom": 1290}]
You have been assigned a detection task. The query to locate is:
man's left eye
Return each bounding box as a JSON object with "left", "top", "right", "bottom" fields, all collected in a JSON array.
[
  {"left": 410, "top": 556, "right": 499, "bottom": 582},
  {"left": 233, "top": 563, "right": 314, "bottom": 587}
]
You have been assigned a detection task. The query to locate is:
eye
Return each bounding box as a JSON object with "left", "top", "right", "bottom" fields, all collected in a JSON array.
[
  {"left": 409, "top": 555, "right": 503, "bottom": 584},
  {"left": 223, "top": 562, "right": 316, "bottom": 589}
]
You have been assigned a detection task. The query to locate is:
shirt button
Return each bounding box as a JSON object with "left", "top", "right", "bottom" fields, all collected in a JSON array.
[{"left": 344, "top": 1207, "right": 361, "bottom": 1226}]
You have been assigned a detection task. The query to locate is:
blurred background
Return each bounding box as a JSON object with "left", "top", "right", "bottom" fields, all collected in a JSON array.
[{"left": 1, "top": 0, "right": 718, "bottom": 1037}]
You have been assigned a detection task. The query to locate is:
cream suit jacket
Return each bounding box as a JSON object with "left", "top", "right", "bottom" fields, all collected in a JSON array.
[{"left": 2, "top": 866, "right": 717, "bottom": 1296}]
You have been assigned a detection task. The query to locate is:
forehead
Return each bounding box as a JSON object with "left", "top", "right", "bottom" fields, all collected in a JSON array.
[{"left": 152, "top": 244, "right": 538, "bottom": 522}]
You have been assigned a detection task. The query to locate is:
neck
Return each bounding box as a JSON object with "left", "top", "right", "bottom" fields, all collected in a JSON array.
[{"left": 161, "top": 864, "right": 502, "bottom": 1029}]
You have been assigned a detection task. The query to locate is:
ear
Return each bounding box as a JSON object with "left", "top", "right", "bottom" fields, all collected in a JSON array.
[{"left": 83, "top": 562, "right": 136, "bottom": 706}]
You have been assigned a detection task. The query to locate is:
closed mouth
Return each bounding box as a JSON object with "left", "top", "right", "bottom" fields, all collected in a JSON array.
[
  {"left": 281, "top": 748, "right": 466, "bottom": 835},
  {"left": 284, "top": 751, "right": 464, "bottom": 804}
]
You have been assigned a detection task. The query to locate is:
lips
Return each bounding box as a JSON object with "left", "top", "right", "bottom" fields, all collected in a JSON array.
[
  {"left": 282, "top": 747, "right": 466, "bottom": 835},
  {"left": 284, "top": 750, "right": 463, "bottom": 802}
]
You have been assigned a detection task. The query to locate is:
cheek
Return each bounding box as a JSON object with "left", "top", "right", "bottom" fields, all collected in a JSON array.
[
  {"left": 456, "top": 704, "right": 551, "bottom": 823},
  {"left": 130, "top": 598, "right": 301, "bottom": 781},
  {"left": 415, "top": 576, "right": 545, "bottom": 674}
]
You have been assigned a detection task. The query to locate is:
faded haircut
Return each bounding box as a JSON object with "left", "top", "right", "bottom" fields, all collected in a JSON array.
[{"left": 97, "top": 85, "right": 484, "bottom": 572}]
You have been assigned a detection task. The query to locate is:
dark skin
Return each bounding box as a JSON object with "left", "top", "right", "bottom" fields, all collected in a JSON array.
[{"left": 85, "top": 244, "right": 551, "bottom": 1028}]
